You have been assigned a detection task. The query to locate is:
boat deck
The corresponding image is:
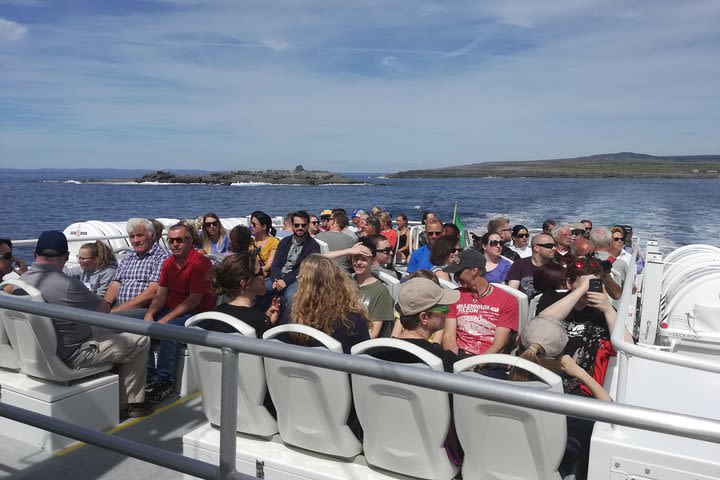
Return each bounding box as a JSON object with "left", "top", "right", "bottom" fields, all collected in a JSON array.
[{"left": 0, "top": 393, "right": 204, "bottom": 480}]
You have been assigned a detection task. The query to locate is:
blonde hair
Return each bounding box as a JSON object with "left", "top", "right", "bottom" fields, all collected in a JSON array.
[
  {"left": 178, "top": 219, "right": 201, "bottom": 246},
  {"left": 291, "top": 254, "right": 370, "bottom": 342},
  {"left": 509, "top": 343, "right": 561, "bottom": 382},
  {"left": 201, "top": 212, "right": 228, "bottom": 254},
  {"left": 79, "top": 241, "right": 116, "bottom": 269}
]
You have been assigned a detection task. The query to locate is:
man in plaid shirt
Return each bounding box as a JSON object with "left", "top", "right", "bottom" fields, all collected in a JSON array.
[{"left": 105, "top": 218, "right": 169, "bottom": 314}]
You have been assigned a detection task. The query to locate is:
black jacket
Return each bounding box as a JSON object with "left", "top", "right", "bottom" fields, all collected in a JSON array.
[{"left": 270, "top": 235, "right": 321, "bottom": 286}]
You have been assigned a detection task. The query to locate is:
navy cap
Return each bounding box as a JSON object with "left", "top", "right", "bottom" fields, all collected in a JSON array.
[
  {"left": 443, "top": 248, "right": 487, "bottom": 276},
  {"left": 35, "top": 230, "right": 69, "bottom": 257}
]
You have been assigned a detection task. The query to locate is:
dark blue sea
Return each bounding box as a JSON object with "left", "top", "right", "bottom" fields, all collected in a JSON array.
[{"left": 3, "top": 168, "right": 719, "bottom": 260}]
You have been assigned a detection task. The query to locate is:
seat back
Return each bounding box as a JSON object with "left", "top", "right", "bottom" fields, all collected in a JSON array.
[
  {"left": 527, "top": 293, "right": 543, "bottom": 332},
  {"left": 262, "top": 324, "right": 361, "bottom": 458},
  {"left": 438, "top": 278, "right": 459, "bottom": 290},
  {"left": 350, "top": 338, "right": 459, "bottom": 480},
  {"left": 0, "top": 291, "right": 20, "bottom": 371},
  {"left": 492, "top": 282, "right": 528, "bottom": 333},
  {"left": 0, "top": 279, "right": 112, "bottom": 382},
  {"left": 375, "top": 270, "right": 401, "bottom": 301},
  {"left": 314, "top": 238, "right": 330, "bottom": 255},
  {"left": 453, "top": 354, "right": 566, "bottom": 480},
  {"left": 185, "top": 312, "right": 277, "bottom": 438}
]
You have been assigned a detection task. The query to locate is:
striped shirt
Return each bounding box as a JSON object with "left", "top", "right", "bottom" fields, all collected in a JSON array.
[{"left": 115, "top": 242, "right": 170, "bottom": 305}]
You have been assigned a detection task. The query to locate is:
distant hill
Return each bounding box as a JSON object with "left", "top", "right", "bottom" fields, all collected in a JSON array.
[{"left": 389, "top": 152, "right": 720, "bottom": 179}]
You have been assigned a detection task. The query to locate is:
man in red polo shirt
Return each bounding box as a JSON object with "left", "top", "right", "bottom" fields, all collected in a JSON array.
[{"left": 144, "top": 223, "right": 215, "bottom": 403}]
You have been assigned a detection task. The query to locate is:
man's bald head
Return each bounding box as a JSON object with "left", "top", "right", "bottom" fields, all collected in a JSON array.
[{"left": 571, "top": 237, "right": 594, "bottom": 257}]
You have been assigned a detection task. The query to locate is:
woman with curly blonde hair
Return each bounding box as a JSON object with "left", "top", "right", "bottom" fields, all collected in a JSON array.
[{"left": 289, "top": 254, "right": 371, "bottom": 353}]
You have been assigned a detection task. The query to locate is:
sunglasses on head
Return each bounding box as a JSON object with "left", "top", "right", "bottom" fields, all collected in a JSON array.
[
  {"left": 514, "top": 233, "right": 529, "bottom": 238},
  {"left": 536, "top": 243, "right": 555, "bottom": 249},
  {"left": 486, "top": 240, "right": 502, "bottom": 247},
  {"left": 426, "top": 231, "right": 442, "bottom": 237},
  {"left": 1, "top": 252, "right": 12, "bottom": 261},
  {"left": 293, "top": 223, "right": 308, "bottom": 228},
  {"left": 204, "top": 221, "right": 219, "bottom": 227}
]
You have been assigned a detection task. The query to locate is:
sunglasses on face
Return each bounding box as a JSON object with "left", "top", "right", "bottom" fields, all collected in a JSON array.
[
  {"left": 571, "top": 229, "right": 585, "bottom": 236},
  {"left": 168, "top": 236, "right": 190, "bottom": 244},
  {"left": 514, "top": 233, "right": 529, "bottom": 238},
  {"left": 377, "top": 248, "right": 393, "bottom": 255},
  {"left": 1, "top": 252, "right": 12, "bottom": 261},
  {"left": 310, "top": 221, "right": 319, "bottom": 225},
  {"left": 293, "top": 223, "right": 308, "bottom": 228},
  {"left": 486, "top": 240, "right": 502, "bottom": 247},
  {"left": 426, "top": 231, "right": 443, "bottom": 237},
  {"left": 613, "top": 237, "right": 625, "bottom": 242},
  {"left": 204, "top": 221, "right": 219, "bottom": 227},
  {"left": 536, "top": 243, "right": 556, "bottom": 249}
]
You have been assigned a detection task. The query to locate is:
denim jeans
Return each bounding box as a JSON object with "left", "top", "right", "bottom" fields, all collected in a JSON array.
[{"left": 146, "top": 309, "right": 193, "bottom": 382}]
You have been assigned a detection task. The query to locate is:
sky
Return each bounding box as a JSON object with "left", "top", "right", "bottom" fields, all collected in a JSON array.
[{"left": 1, "top": 0, "right": 720, "bottom": 172}]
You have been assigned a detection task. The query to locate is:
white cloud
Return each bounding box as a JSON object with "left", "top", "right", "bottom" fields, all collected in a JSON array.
[
  {"left": 260, "top": 38, "right": 290, "bottom": 52},
  {"left": 381, "top": 55, "right": 397, "bottom": 67},
  {"left": 0, "top": 17, "right": 28, "bottom": 42}
]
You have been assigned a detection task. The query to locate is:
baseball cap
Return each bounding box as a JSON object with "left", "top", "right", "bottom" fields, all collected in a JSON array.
[
  {"left": 520, "top": 315, "right": 568, "bottom": 357},
  {"left": 443, "top": 249, "right": 487, "bottom": 275},
  {"left": 35, "top": 230, "right": 69, "bottom": 257},
  {"left": 397, "top": 278, "right": 460, "bottom": 315},
  {"left": 320, "top": 209, "right": 333, "bottom": 218},
  {"left": 351, "top": 209, "right": 366, "bottom": 219}
]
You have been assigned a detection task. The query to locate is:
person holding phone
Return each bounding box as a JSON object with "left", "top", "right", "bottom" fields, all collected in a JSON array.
[{"left": 535, "top": 259, "right": 633, "bottom": 396}]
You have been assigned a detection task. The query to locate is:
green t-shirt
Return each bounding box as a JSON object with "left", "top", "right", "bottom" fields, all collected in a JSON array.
[{"left": 358, "top": 278, "right": 395, "bottom": 338}]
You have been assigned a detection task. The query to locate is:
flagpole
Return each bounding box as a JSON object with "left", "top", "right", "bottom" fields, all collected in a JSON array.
[{"left": 452, "top": 201, "right": 458, "bottom": 224}]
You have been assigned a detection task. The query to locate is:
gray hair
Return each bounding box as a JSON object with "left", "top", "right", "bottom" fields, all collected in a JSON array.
[
  {"left": 589, "top": 226, "right": 612, "bottom": 249},
  {"left": 551, "top": 224, "right": 571, "bottom": 240},
  {"left": 126, "top": 218, "right": 155, "bottom": 237}
]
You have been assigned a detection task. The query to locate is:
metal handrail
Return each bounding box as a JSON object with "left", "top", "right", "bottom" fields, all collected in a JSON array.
[
  {"left": 12, "top": 234, "right": 131, "bottom": 247},
  {"left": 2, "top": 294, "right": 720, "bottom": 480}
]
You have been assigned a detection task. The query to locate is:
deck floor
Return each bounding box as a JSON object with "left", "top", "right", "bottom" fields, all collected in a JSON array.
[{"left": 0, "top": 393, "right": 206, "bottom": 480}]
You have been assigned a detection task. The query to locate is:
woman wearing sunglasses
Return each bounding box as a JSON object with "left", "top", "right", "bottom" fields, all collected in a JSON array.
[
  {"left": 429, "top": 235, "right": 462, "bottom": 284},
  {"left": 199, "top": 212, "right": 230, "bottom": 255},
  {"left": 508, "top": 224, "right": 532, "bottom": 259},
  {"left": 481, "top": 232, "right": 512, "bottom": 284}
]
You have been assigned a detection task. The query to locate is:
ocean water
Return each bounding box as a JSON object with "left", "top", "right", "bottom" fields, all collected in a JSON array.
[{"left": 3, "top": 169, "right": 719, "bottom": 260}]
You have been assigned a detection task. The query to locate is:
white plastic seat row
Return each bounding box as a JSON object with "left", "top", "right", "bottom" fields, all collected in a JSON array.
[
  {"left": 0, "top": 279, "right": 113, "bottom": 382},
  {"left": 186, "top": 314, "right": 568, "bottom": 480}
]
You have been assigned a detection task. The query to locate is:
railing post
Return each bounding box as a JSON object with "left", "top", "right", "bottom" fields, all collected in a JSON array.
[
  {"left": 218, "top": 347, "right": 239, "bottom": 479},
  {"left": 638, "top": 248, "right": 664, "bottom": 345}
]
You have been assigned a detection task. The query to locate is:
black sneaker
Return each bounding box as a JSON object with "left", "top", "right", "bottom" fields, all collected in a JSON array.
[
  {"left": 127, "top": 402, "right": 154, "bottom": 418},
  {"left": 146, "top": 378, "right": 175, "bottom": 404},
  {"left": 145, "top": 377, "right": 158, "bottom": 392}
]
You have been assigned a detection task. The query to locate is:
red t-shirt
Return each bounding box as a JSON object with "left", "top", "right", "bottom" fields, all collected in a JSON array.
[
  {"left": 158, "top": 249, "right": 215, "bottom": 313},
  {"left": 381, "top": 228, "right": 398, "bottom": 250},
  {"left": 448, "top": 286, "right": 518, "bottom": 355}
]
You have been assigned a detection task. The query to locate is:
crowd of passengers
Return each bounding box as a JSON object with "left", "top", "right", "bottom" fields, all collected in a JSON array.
[{"left": 0, "top": 208, "right": 640, "bottom": 479}]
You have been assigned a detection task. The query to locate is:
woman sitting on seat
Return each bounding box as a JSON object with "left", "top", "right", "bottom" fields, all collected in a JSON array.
[
  {"left": 481, "top": 232, "right": 512, "bottom": 284},
  {"left": 207, "top": 252, "right": 280, "bottom": 337},
  {"left": 507, "top": 224, "right": 532, "bottom": 258},
  {"left": 63, "top": 241, "right": 118, "bottom": 297},
  {"left": 227, "top": 225, "right": 254, "bottom": 254},
  {"left": 378, "top": 212, "right": 397, "bottom": 255},
  {"left": 250, "top": 211, "right": 279, "bottom": 277},
  {"left": 286, "top": 254, "right": 370, "bottom": 354},
  {"left": 395, "top": 214, "right": 409, "bottom": 263},
  {"left": 200, "top": 212, "right": 229, "bottom": 255},
  {"left": 429, "top": 235, "right": 461, "bottom": 283}
]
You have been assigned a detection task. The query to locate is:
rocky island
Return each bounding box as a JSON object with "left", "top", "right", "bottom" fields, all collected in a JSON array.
[
  {"left": 389, "top": 152, "right": 720, "bottom": 179},
  {"left": 136, "top": 165, "right": 362, "bottom": 185}
]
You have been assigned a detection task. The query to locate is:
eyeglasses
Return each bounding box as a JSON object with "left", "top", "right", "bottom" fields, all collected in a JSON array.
[
  {"left": 574, "top": 258, "right": 600, "bottom": 269},
  {"left": 612, "top": 237, "right": 625, "bottom": 242},
  {"left": 535, "top": 243, "right": 556, "bottom": 249},
  {"left": 204, "top": 221, "right": 219, "bottom": 228},
  {"left": 377, "top": 248, "right": 393, "bottom": 255},
  {"left": 76, "top": 255, "right": 95, "bottom": 261},
  {"left": 293, "top": 223, "right": 308, "bottom": 228},
  {"left": 167, "top": 236, "right": 190, "bottom": 244},
  {"left": 486, "top": 240, "right": 502, "bottom": 247},
  {"left": 450, "top": 248, "right": 462, "bottom": 253},
  {"left": 571, "top": 229, "right": 585, "bottom": 236},
  {"left": 426, "top": 231, "right": 443, "bottom": 237},
  {"left": 1, "top": 252, "right": 12, "bottom": 261},
  {"left": 513, "top": 233, "right": 529, "bottom": 238},
  {"left": 310, "top": 221, "right": 319, "bottom": 225}
]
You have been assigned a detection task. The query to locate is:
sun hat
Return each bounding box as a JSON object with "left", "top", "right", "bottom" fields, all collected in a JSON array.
[
  {"left": 520, "top": 315, "right": 568, "bottom": 357},
  {"left": 397, "top": 278, "right": 461, "bottom": 315}
]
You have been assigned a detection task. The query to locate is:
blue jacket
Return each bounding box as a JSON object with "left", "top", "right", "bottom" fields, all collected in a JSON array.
[
  {"left": 270, "top": 234, "right": 321, "bottom": 286},
  {"left": 407, "top": 245, "right": 433, "bottom": 273}
]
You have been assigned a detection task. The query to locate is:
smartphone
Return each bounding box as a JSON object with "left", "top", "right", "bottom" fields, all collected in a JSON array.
[{"left": 588, "top": 278, "right": 603, "bottom": 293}]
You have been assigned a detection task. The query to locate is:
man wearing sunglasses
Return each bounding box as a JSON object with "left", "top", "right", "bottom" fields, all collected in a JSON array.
[
  {"left": 368, "top": 234, "right": 399, "bottom": 278},
  {"left": 589, "top": 227, "right": 627, "bottom": 300},
  {"left": 0, "top": 237, "right": 28, "bottom": 284},
  {"left": 506, "top": 233, "right": 557, "bottom": 297},
  {"left": 487, "top": 216, "right": 519, "bottom": 261},
  {"left": 407, "top": 218, "right": 443, "bottom": 273},
  {"left": 268, "top": 210, "right": 320, "bottom": 309},
  {"left": 441, "top": 249, "right": 518, "bottom": 357}
]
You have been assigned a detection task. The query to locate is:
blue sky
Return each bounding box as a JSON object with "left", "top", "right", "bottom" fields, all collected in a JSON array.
[{"left": 1, "top": 0, "right": 720, "bottom": 172}]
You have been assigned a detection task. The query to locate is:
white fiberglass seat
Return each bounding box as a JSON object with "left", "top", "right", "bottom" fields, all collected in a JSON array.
[
  {"left": 438, "top": 278, "right": 458, "bottom": 290},
  {"left": 350, "top": 338, "right": 459, "bottom": 480},
  {"left": 375, "top": 270, "right": 400, "bottom": 301},
  {"left": 314, "top": 238, "right": 330, "bottom": 254},
  {"left": 453, "top": 354, "right": 566, "bottom": 480},
  {"left": 0, "top": 311, "right": 20, "bottom": 371},
  {"left": 492, "top": 282, "right": 528, "bottom": 333},
  {"left": 408, "top": 224, "right": 425, "bottom": 253},
  {"left": 0, "top": 279, "right": 112, "bottom": 383},
  {"left": 185, "top": 312, "right": 277, "bottom": 438},
  {"left": 528, "top": 293, "right": 543, "bottom": 329},
  {"left": 262, "top": 324, "right": 362, "bottom": 459}
]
